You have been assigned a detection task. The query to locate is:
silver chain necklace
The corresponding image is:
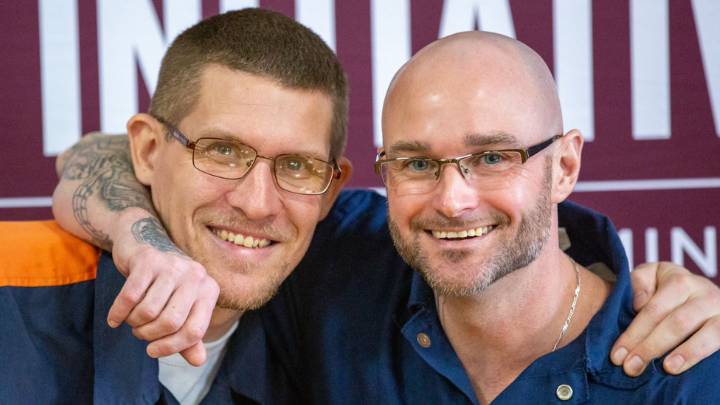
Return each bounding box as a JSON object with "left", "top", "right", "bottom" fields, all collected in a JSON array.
[{"left": 552, "top": 260, "right": 581, "bottom": 351}]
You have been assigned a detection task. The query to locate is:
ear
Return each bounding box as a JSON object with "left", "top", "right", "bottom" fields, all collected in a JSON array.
[
  {"left": 551, "top": 129, "right": 583, "bottom": 204},
  {"left": 319, "top": 156, "right": 353, "bottom": 220},
  {"left": 126, "top": 113, "right": 165, "bottom": 186}
]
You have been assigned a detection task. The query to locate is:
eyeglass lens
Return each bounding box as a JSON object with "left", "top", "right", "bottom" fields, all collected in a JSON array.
[{"left": 192, "top": 138, "right": 334, "bottom": 194}]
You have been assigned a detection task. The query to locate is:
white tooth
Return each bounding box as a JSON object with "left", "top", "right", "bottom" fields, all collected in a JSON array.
[
  {"left": 233, "top": 234, "right": 244, "bottom": 245},
  {"left": 440, "top": 231, "right": 447, "bottom": 238},
  {"left": 447, "top": 231, "right": 458, "bottom": 239},
  {"left": 480, "top": 226, "right": 489, "bottom": 236},
  {"left": 228, "top": 232, "right": 236, "bottom": 242},
  {"left": 258, "top": 239, "right": 270, "bottom": 248},
  {"left": 432, "top": 231, "right": 441, "bottom": 238},
  {"left": 243, "top": 236, "right": 254, "bottom": 248},
  {"left": 459, "top": 230, "right": 468, "bottom": 238},
  {"left": 253, "top": 238, "right": 260, "bottom": 248},
  {"left": 468, "top": 229, "right": 476, "bottom": 237},
  {"left": 220, "top": 230, "right": 228, "bottom": 240}
]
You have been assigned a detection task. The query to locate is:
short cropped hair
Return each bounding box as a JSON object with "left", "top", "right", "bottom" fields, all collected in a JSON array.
[{"left": 149, "top": 8, "right": 348, "bottom": 158}]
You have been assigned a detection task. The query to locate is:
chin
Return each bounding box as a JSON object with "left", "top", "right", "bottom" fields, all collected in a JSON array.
[{"left": 215, "top": 275, "right": 283, "bottom": 311}]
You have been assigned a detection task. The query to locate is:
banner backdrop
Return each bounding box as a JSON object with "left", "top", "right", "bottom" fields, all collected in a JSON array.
[{"left": 1, "top": 1, "right": 718, "bottom": 279}]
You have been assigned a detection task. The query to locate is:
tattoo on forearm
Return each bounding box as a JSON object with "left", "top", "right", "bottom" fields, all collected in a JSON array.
[
  {"left": 131, "top": 218, "right": 187, "bottom": 257},
  {"left": 62, "top": 135, "right": 156, "bottom": 250}
]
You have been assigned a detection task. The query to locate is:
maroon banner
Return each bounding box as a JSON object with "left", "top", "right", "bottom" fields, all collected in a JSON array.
[{"left": 1, "top": 1, "right": 717, "bottom": 279}]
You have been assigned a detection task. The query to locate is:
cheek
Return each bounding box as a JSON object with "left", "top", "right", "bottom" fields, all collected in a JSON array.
[
  {"left": 387, "top": 194, "right": 422, "bottom": 229},
  {"left": 285, "top": 197, "right": 325, "bottom": 241}
]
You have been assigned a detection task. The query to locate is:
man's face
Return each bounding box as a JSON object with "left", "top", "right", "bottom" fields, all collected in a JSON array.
[
  {"left": 382, "top": 48, "right": 556, "bottom": 297},
  {"left": 148, "top": 65, "right": 337, "bottom": 310}
]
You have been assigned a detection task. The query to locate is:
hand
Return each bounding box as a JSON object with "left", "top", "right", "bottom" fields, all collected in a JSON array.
[
  {"left": 611, "top": 262, "right": 720, "bottom": 376},
  {"left": 109, "top": 214, "right": 220, "bottom": 366}
]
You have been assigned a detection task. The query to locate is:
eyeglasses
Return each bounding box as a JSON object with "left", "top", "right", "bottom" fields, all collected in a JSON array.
[
  {"left": 156, "top": 117, "right": 341, "bottom": 195},
  {"left": 374, "top": 134, "right": 563, "bottom": 195}
]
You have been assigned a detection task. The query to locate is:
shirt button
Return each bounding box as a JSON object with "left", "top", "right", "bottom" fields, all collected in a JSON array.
[
  {"left": 556, "top": 384, "right": 573, "bottom": 401},
  {"left": 416, "top": 332, "right": 432, "bottom": 348}
]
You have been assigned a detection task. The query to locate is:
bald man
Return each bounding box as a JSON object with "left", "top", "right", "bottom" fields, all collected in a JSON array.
[{"left": 366, "top": 31, "right": 720, "bottom": 403}]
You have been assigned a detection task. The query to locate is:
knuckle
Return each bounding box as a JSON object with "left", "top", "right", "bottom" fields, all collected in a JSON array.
[
  {"left": 188, "top": 265, "right": 207, "bottom": 281},
  {"left": 665, "top": 271, "right": 694, "bottom": 289},
  {"left": 641, "top": 301, "right": 667, "bottom": 320},
  {"left": 136, "top": 305, "right": 161, "bottom": 323},
  {"left": 160, "top": 315, "right": 184, "bottom": 332},
  {"left": 667, "top": 311, "right": 698, "bottom": 334},
  {"left": 131, "top": 327, "right": 148, "bottom": 341},
  {"left": 184, "top": 325, "right": 206, "bottom": 342},
  {"left": 117, "top": 290, "right": 142, "bottom": 307},
  {"left": 206, "top": 279, "right": 220, "bottom": 297}
]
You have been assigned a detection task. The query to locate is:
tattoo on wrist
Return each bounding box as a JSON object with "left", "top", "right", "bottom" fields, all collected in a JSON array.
[
  {"left": 63, "top": 135, "right": 156, "bottom": 250},
  {"left": 131, "top": 218, "right": 187, "bottom": 257}
]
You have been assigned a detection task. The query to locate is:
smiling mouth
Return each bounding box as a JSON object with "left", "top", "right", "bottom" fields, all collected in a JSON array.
[
  {"left": 210, "top": 227, "right": 273, "bottom": 248},
  {"left": 429, "top": 225, "right": 495, "bottom": 240}
]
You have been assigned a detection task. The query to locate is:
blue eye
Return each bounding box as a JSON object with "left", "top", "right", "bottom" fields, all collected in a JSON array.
[
  {"left": 481, "top": 153, "right": 503, "bottom": 165},
  {"left": 405, "top": 159, "right": 431, "bottom": 172}
]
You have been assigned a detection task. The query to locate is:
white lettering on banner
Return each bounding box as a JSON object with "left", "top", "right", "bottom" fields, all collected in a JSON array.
[
  {"left": 296, "top": 0, "right": 335, "bottom": 51},
  {"left": 39, "top": 0, "right": 81, "bottom": 156},
  {"left": 618, "top": 229, "right": 634, "bottom": 268},
  {"left": 621, "top": 227, "right": 718, "bottom": 278},
  {"left": 672, "top": 227, "right": 717, "bottom": 278},
  {"left": 692, "top": 0, "right": 720, "bottom": 137},
  {"left": 98, "top": 0, "right": 200, "bottom": 134},
  {"left": 220, "top": 0, "right": 259, "bottom": 13},
  {"left": 645, "top": 227, "right": 659, "bottom": 262},
  {"left": 554, "top": 0, "right": 594, "bottom": 141},
  {"left": 631, "top": 0, "right": 671, "bottom": 140},
  {"left": 438, "top": 0, "right": 515, "bottom": 38},
  {"left": 371, "top": 0, "right": 411, "bottom": 147}
]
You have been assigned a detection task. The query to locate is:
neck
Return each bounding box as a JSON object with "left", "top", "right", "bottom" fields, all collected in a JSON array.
[
  {"left": 436, "top": 250, "right": 610, "bottom": 404},
  {"left": 204, "top": 307, "right": 242, "bottom": 342}
]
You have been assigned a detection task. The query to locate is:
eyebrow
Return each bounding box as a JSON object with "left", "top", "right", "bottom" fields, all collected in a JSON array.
[
  {"left": 194, "top": 128, "right": 330, "bottom": 160},
  {"left": 387, "top": 141, "right": 431, "bottom": 155},
  {"left": 463, "top": 132, "right": 519, "bottom": 148},
  {"left": 386, "top": 132, "right": 520, "bottom": 156}
]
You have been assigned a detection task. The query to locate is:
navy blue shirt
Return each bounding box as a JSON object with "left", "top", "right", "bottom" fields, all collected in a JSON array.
[
  {"left": 260, "top": 190, "right": 720, "bottom": 403},
  {"left": 2, "top": 190, "right": 719, "bottom": 403}
]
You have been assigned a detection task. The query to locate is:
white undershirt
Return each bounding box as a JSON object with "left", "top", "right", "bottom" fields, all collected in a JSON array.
[{"left": 158, "top": 321, "right": 239, "bottom": 404}]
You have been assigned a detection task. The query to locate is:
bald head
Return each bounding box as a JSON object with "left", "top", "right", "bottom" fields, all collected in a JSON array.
[{"left": 382, "top": 32, "right": 563, "bottom": 149}]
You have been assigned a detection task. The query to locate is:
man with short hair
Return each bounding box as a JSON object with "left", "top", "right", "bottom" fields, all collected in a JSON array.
[
  {"left": 45, "top": 11, "right": 720, "bottom": 405},
  {"left": 1, "top": 9, "right": 350, "bottom": 403}
]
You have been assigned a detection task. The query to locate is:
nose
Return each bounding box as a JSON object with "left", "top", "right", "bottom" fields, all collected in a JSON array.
[
  {"left": 431, "top": 164, "right": 479, "bottom": 218},
  {"left": 225, "top": 158, "right": 283, "bottom": 220}
]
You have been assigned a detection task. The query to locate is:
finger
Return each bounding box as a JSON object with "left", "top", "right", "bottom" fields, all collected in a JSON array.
[
  {"left": 663, "top": 316, "right": 720, "bottom": 375},
  {"left": 620, "top": 297, "right": 707, "bottom": 376},
  {"left": 610, "top": 278, "right": 691, "bottom": 367},
  {"left": 145, "top": 296, "right": 215, "bottom": 360},
  {"left": 107, "top": 268, "right": 156, "bottom": 328},
  {"left": 132, "top": 282, "right": 198, "bottom": 342},
  {"left": 126, "top": 275, "right": 177, "bottom": 327},
  {"left": 630, "top": 262, "right": 661, "bottom": 311},
  {"left": 180, "top": 342, "right": 207, "bottom": 367}
]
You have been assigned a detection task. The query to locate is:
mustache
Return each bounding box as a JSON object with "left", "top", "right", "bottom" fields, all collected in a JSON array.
[
  {"left": 410, "top": 212, "right": 510, "bottom": 230},
  {"left": 201, "top": 213, "right": 291, "bottom": 240}
]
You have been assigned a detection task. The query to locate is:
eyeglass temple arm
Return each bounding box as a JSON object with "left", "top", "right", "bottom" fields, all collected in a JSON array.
[{"left": 526, "top": 134, "right": 564, "bottom": 160}]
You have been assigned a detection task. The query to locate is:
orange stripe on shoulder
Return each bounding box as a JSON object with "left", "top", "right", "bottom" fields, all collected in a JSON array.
[{"left": 0, "top": 221, "right": 100, "bottom": 287}]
